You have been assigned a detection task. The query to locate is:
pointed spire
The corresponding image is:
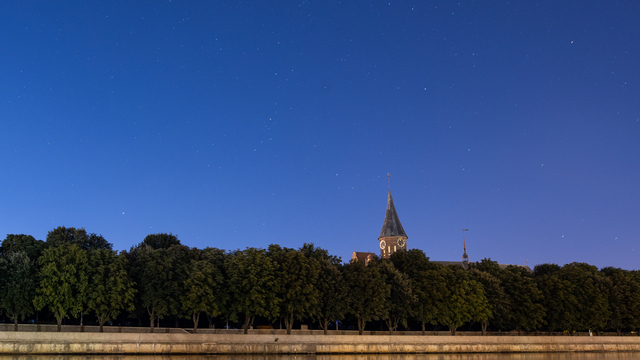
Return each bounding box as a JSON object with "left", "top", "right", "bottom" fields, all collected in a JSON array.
[
  {"left": 379, "top": 189, "right": 407, "bottom": 238},
  {"left": 462, "top": 229, "right": 469, "bottom": 263}
]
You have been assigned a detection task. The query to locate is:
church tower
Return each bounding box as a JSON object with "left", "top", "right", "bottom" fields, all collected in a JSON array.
[{"left": 378, "top": 188, "right": 407, "bottom": 259}]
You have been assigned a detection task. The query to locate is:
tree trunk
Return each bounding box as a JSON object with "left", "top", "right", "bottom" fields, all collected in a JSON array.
[
  {"left": 193, "top": 312, "right": 200, "bottom": 334},
  {"left": 358, "top": 318, "right": 365, "bottom": 335},
  {"left": 284, "top": 313, "right": 293, "bottom": 335},
  {"left": 449, "top": 324, "right": 456, "bottom": 336},
  {"left": 99, "top": 316, "right": 105, "bottom": 333},
  {"left": 481, "top": 321, "right": 488, "bottom": 335},
  {"left": 618, "top": 327, "right": 622, "bottom": 336},
  {"left": 243, "top": 314, "right": 251, "bottom": 334},
  {"left": 175, "top": 317, "right": 180, "bottom": 328},
  {"left": 56, "top": 317, "right": 62, "bottom": 332},
  {"left": 207, "top": 315, "right": 214, "bottom": 329},
  {"left": 322, "top": 319, "right": 328, "bottom": 335},
  {"left": 385, "top": 318, "right": 394, "bottom": 335},
  {"left": 147, "top": 307, "right": 155, "bottom": 333},
  {"left": 14, "top": 317, "right": 18, "bottom": 332}
]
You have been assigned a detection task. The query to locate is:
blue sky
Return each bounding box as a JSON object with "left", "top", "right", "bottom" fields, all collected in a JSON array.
[{"left": 1, "top": 1, "right": 639, "bottom": 269}]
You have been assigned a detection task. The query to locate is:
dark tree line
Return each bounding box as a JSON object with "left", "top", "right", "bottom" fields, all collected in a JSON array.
[{"left": 1, "top": 228, "right": 640, "bottom": 335}]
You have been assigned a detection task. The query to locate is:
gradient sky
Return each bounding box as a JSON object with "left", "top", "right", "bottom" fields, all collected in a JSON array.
[{"left": 1, "top": 1, "right": 639, "bottom": 270}]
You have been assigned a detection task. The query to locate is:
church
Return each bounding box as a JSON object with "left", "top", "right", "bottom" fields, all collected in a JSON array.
[{"left": 351, "top": 186, "right": 531, "bottom": 272}]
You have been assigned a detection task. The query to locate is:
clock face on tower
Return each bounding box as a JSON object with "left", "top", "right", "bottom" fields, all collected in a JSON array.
[
  {"left": 380, "top": 240, "right": 387, "bottom": 249},
  {"left": 397, "top": 238, "right": 405, "bottom": 247}
]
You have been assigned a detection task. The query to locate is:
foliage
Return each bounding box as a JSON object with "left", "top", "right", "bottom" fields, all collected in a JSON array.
[
  {"left": 201, "top": 247, "right": 232, "bottom": 328},
  {"left": 140, "top": 233, "right": 181, "bottom": 250},
  {"left": 536, "top": 269, "right": 574, "bottom": 332},
  {"left": 46, "top": 226, "right": 112, "bottom": 251},
  {"left": 300, "top": 242, "right": 342, "bottom": 266},
  {"left": 3, "top": 227, "right": 640, "bottom": 335},
  {"left": 269, "top": 244, "right": 320, "bottom": 334},
  {"left": 0, "top": 251, "right": 37, "bottom": 330},
  {"left": 389, "top": 248, "right": 437, "bottom": 278},
  {"left": 228, "top": 247, "right": 280, "bottom": 333},
  {"left": 343, "top": 258, "right": 389, "bottom": 335},
  {"left": 299, "top": 243, "right": 347, "bottom": 334},
  {"left": 134, "top": 244, "right": 190, "bottom": 332},
  {"left": 86, "top": 249, "right": 136, "bottom": 332},
  {"left": 412, "top": 266, "right": 448, "bottom": 334},
  {"left": 391, "top": 249, "right": 446, "bottom": 334},
  {"left": 501, "top": 266, "right": 545, "bottom": 332},
  {"left": 440, "top": 266, "right": 490, "bottom": 335},
  {"left": 34, "top": 244, "right": 89, "bottom": 331},
  {"left": 533, "top": 263, "right": 561, "bottom": 277},
  {"left": 469, "top": 268, "right": 510, "bottom": 334},
  {"left": 378, "top": 260, "right": 416, "bottom": 333},
  {"left": 181, "top": 257, "right": 224, "bottom": 332},
  {"left": 314, "top": 258, "right": 348, "bottom": 334},
  {"left": 558, "top": 263, "right": 610, "bottom": 332},
  {"left": 601, "top": 268, "right": 640, "bottom": 334},
  {"left": 1, "top": 234, "right": 46, "bottom": 261}
]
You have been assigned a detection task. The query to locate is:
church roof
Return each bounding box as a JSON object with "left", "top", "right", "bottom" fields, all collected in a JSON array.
[
  {"left": 379, "top": 189, "right": 407, "bottom": 238},
  {"left": 351, "top": 251, "right": 375, "bottom": 263}
]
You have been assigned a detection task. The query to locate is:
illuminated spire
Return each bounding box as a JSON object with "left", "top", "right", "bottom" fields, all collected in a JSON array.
[
  {"left": 379, "top": 189, "right": 407, "bottom": 238},
  {"left": 462, "top": 229, "right": 469, "bottom": 267}
]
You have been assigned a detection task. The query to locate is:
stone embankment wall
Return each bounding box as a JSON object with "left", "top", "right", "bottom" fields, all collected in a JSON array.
[{"left": 1, "top": 332, "right": 640, "bottom": 354}]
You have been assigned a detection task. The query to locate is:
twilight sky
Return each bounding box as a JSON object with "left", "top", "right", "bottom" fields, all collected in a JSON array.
[{"left": 1, "top": 1, "right": 639, "bottom": 270}]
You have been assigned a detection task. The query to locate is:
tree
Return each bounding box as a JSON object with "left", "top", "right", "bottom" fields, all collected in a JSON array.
[
  {"left": 413, "top": 266, "right": 448, "bottom": 335},
  {"left": 501, "top": 266, "right": 545, "bottom": 333},
  {"left": 314, "top": 258, "right": 348, "bottom": 334},
  {"left": 535, "top": 268, "right": 575, "bottom": 332},
  {"left": 86, "top": 249, "right": 136, "bottom": 332},
  {"left": 181, "top": 258, "right": 224, "bottom": 333},
  {"left": 343, "top": 258, "right": 389, "bottom": 335},
  {"left": 46, "top": 226, "right": 112, "bottom": 251},
  {"left": 34, "top": 244, "right": 89, "bottom": 332},
  {"left": 299, "top": 243, "right": 347, "bottom": 335},
  {"left": 166, "top": 244, "right": 193, "bottom": 327},
  {"left": 228, "top": 247, "right": 279, "bottom": 334},
  {"left": 269, "top": 245, "right": 320, "bottom": 334},
  {"left": 135, "top": 244, "right": 189, "bottom": 332},
  {"left": 391, "top": 249, "right": 449, "bottom": 335},
  {"left": 440, "top": 266, "right": 490, "bottom": 335},
  {"left": 299, "top": 243, "right": 342, "bottom": 266},
  {"left": 201, "top": 247, "right": 232, "bottom": 329},
  {"left": 389, "top": 248, "right": 433, "bottom": 278},
  {"left": 0, "top": 251, "right": 37, "bottom": 331},
  {"left": 470, "top": 268, "right": 510, "bottom": 334},
  {"left": 558, "top": 263, "right": 610, "bottom": 333},
  {"left": 1, "top": 234, "right": 45, "bottom": 261},
  {"left": 378, "top": 261, "right": 416, "bottom": 334},
  {"left": 601, "top": 268, "right": 640, "bottom": 335},
  {"left": 533, "top": 263, "right": 561, "bottom": 277},
  {"left": 140, "top": 233, "right": 181, "bottom": 250}
]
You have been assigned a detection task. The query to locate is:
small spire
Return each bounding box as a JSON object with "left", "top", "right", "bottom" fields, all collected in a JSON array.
[
  {"left": 387, "top": 173, "right": 391, "bottom": 189},
  {"left": 462, "top": 229, "right": 469, "bottom": 264}
]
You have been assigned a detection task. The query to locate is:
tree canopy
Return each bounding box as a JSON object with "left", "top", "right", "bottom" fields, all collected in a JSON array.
[{"left": 33, "top": 244, "right": 89, "bottom": 332}]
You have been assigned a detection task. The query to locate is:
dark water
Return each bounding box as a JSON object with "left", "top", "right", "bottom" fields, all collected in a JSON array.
[{"left": 2, "top": 354, "right": 640, "bottom": 360}]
